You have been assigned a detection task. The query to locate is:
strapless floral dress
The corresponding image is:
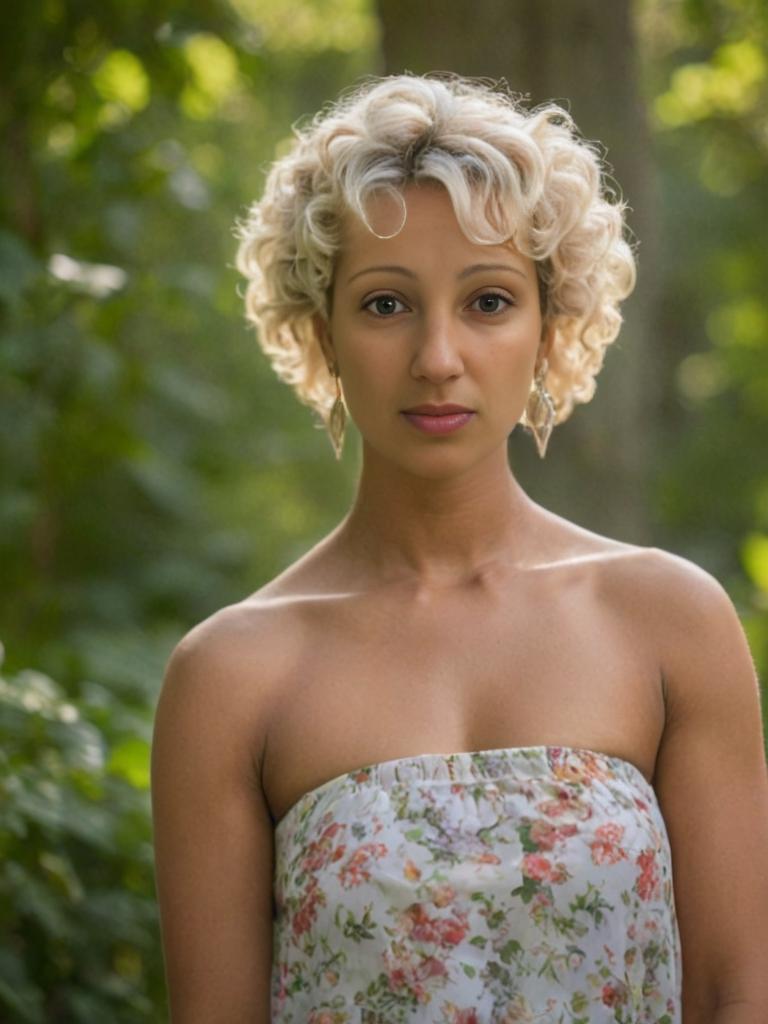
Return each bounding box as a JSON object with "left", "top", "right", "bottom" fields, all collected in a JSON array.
[{"left": 271, "top": 745, "right": 681, "bottom": 1023}]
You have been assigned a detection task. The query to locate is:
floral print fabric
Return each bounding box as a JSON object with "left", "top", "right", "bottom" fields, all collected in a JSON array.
[{"left": 271, "top": 745, "right": 681, "bottom": 1023}]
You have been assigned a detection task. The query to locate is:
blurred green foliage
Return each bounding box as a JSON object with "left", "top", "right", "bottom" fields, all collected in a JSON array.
[
  {"left": 0, "top": 0, "right": 376, "bottom": 1017},
  {"left": 0, "top": 0, "right": 766, "bottom": 1018},
  {"left": 0, "top": 644, "right": 159, "bottom": 1021},
  {"left": 637, "top": 0, "right": 768, "bottom": 677}
]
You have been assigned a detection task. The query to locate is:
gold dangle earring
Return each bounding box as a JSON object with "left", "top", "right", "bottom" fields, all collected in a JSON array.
[
  {"left": 525, "top": 357, "right": 556, "bottom": 459},
  {"left": 328, "top": 365, "right": 347, "bottom": 460}
]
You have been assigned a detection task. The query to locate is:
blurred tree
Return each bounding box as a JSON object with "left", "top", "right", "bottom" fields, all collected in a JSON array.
[
  {"left": 376, "top": 0, "right": 661, "bottom": 544},
  {"left": 636, "top": 0, "right": 768, "bottom": 689}
]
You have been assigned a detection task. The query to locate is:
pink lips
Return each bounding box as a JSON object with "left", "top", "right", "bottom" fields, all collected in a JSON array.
[{"left": 401, "top": 404, "right": 476, "bottom": 436}]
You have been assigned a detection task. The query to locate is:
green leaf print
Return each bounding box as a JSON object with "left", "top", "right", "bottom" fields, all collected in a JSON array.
[
  {"left": 334, "top": 903, "right": 378, "bottom": 942},
  {"left": 488, "top": 908, "right": 507, "bottom": 928},
  {"left": 461, "top": 963, "right": 476, "bottom": 978},
  {"left": 569, "top": 882, "right": 614, "bottom": 924},
  {"left": 570, "top": 990, "right": 589, "bottom": 1013},
  {"left": 517, "top": 822, "right": 540, "bottom": 853},
  {"left": 511, "top": 876, "right": 540, "bottom": 904},
  {"left": 499, "top": 938, "right": 523, "bottom": 964}
]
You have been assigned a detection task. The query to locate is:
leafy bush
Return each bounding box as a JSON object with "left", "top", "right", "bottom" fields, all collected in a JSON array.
[{"left": 0, "top": 644, "right": 165, "bottom": 1023}]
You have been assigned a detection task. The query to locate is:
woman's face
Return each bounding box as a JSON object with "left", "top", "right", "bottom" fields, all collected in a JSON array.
[{"left": 324, "top": 182, "right": 550, "bottom": 476}]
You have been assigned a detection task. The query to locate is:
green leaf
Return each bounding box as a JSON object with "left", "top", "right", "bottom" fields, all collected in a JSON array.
[{"left": 107, "top": 738, "right": 151, "bottom": 789}]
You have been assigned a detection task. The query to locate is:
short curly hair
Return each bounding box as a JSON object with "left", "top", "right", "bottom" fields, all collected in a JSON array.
[{"left": 235, "top": 72, "right": 636, "bottom": 444}]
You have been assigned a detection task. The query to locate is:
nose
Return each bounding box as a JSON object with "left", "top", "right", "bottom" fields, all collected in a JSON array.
[{"left": 410, "top": 312, "right": 464, "bottom": 383}]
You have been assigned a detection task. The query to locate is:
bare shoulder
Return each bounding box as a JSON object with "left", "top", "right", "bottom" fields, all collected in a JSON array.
[
  {"left": 612, "top": 543, "right": 733, "bottom": 607},
  {"left": 612, "top": 545, "right": 755, "bottom": 690},
  {"left": 589, "top": 541, "right": 736, "bottom": 628},
  {"left": 157, "top": 590, "right": 305, "bottom": 781},
  {"left": 163, "top": 595, "right": 294, "bottom": 691}
]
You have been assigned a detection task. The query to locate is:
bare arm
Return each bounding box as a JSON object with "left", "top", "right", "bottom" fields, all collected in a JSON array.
[
  {"left": 649, "top": 550, "right": 768, "bottom": 1023},
  {"left": 150, "top": 609, "right": 275, "bottom": 1023}
]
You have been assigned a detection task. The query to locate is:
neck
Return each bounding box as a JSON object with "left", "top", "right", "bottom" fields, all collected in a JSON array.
[{"left": 335, "top": 440, "right": 539, "bottom": 586}]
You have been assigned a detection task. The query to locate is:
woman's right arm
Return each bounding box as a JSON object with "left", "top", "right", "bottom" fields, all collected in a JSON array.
[{"left": 150, "top": 609, "right": 275, "bottom": 1023}]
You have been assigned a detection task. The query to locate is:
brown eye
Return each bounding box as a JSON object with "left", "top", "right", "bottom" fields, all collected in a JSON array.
[
  {"left": 363, "top": 295, "right": 407, "bottom": 316},
  {"left": 472, "top": 292, "right": 512, "bottom": 314}
]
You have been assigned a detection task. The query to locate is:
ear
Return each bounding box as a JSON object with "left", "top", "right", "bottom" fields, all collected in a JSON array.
[{"left": 312, "top": 312, "right": 335, "bottom": 371}]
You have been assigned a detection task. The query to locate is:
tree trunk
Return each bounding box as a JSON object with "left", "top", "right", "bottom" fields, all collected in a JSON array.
[{"left": 375, "top": 0, "right": 660, "bottom": 543}]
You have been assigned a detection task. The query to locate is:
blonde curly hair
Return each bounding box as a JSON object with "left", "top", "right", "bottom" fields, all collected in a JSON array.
[{"left": 235, "top": 72, "right": 636, "bottom": 449}]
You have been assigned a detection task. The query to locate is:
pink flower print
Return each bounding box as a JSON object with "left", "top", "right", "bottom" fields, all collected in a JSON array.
[
  {"left": 422, "top": 954, "right": 450, "bottom": 978},
  {"left": 474, "top": 850, "right": 502, "bottom": 867},
  {"left": 635, "top": 847, "right": 661, "bottom": 901},
  {"left": 301, "top": 820, "right": 346, "bottom": 873},
  {"left": 530, "top": 820, "right": 559, "bottom": 850},
  {"left": 274, "top": 960, "right": 289, "bottom": 1003},
  {"left": 521, "top": 853, "right": 552, "bottom": 882},
  {"left": 431, "top": 883, "right": 456, "bottom": 908},
  {"left": 291, "top": 876, "right": 326, "bottom": 940},
  {"left": 437, "top": 914, "right": 470, "bottom": 946},
  {"left": 403, "top": 903, "right": 442, "bottom": 943},
  {"left": 438, "top": 1005, "right": 477, "bottom": 1024},
  {"left": 447, "top": 1010, "right": 479, "bottom": 1024},
  {"left": 551, "top": 749, "right": 609, "bottom": 785},
  {"left": 590, "top": 822, "right": 627, "bottom": 865},
  {"left": 536, "top": 788, "right": 593, "bottom": 820},
  {"left": 548, "top": 861, "right": 570, "bottom": 885},
  {"left": 528, "top": 818, "right": 579, "bottom": 852},
  {"left": 400, "top": 903, "right": 470, "bottom": 947},
  {"left": 601, "top": 981, "right": 628, "bottom": 1007},
  {"left": 337, "top": 842, "right": 388, "bottom": 889},
  {"left": 384, "top": 943, "right": 449, "bottom": 1004}
]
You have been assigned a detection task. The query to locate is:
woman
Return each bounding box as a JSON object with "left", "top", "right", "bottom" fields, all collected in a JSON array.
[{"left": 150, "top": 73, "right": 768, "bottom": 1023}]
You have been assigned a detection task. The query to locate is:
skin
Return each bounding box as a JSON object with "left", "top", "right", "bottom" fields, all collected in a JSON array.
[{"left": 150, "top": 182, "right": 768, "bottom": 1023}]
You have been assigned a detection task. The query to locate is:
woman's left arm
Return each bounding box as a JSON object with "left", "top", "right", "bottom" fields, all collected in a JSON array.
[{"left": 649, "top": 549, "right": 768, "bottom": 1023}]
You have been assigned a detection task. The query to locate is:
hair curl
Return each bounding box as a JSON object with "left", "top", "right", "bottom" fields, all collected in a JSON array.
[{"left": 235, "top": 72, "right": 637, "bottom": 442}]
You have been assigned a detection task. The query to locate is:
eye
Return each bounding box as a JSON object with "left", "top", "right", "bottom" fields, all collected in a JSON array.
[
  {"left": 362, "top": 294, "right": 408, "bottom": 317},
  {"left": 470, "top": 292, "right": 514, "bottom": 315}
]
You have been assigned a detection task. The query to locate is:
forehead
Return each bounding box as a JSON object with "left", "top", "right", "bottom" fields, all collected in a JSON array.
[{"left": 335, "top": 183, "right": 529, "bottom": 275}]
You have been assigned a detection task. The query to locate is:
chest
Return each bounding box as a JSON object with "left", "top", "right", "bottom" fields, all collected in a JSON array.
[{"left": 261, "top": 568, "right": 666, "bottom": 825}]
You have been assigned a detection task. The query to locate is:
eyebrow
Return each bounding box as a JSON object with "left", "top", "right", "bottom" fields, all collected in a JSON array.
[{"left": 346, "top": 262, "right": 528, "bottom": 285}]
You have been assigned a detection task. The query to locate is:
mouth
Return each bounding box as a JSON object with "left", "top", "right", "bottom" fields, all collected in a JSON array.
[
  {"left": 401, "top": 404, "right": 474, "bottom": 415},
  {"left": 400, "top": 406, "right": 476, "bottom": 436}
]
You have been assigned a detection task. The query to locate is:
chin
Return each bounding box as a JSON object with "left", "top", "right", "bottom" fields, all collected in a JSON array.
[{"left": 361, "top": 434, "right": 506, "bottom": 479}]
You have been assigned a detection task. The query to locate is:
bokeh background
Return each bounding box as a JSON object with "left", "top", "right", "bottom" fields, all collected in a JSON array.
[{"left": 1, "top": 0, "right": 766, "bottom": 1018}]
